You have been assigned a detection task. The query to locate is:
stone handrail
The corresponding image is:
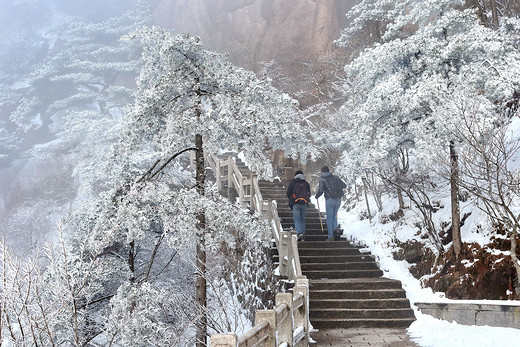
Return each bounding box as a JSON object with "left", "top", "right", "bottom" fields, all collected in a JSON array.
[
  {"left": 205, "top": 153, "right": 303, "bottom": 280},
  {"left": 204, "top": 153, "right": 307, "bottom": 346},
  {"left": 210, "top": 276, "right": 310, "bottom": 347}
]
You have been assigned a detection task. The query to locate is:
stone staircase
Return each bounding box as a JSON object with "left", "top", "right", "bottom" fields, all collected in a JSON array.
[{"left": 258, "top": 179, "right": 416, "bottom": 329}]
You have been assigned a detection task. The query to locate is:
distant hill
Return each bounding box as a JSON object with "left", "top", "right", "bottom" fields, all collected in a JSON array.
[{"left": 153, "top": 0, "right": 357, "bottom": 71}]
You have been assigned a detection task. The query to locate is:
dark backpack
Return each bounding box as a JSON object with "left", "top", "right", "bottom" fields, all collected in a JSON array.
[
  {"left": 292, "top": 181, "right": 310, "bottom": 205},
  {"left": 324, "top": 176, "right": 344, "bottom": 199}
]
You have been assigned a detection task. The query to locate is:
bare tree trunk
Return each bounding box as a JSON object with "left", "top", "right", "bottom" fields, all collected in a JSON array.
[
  {"left": 128, "top": 240, "right": 135, "bottom": 283},
  {"left": 396, "top": 146, "right": 409, "bottom": 210},
  {"left": 450, "top": 141, "right": 462, "bottom": 259},
  {"left": 195, "top": 132, "right": 207, "bottom": 347},
  {"left": 468, "top": 0, "right": 490, "bottom": 27},
  {"left": 490, "top": 0, "right": 499, "bottom": 28},
  {"left": 366, "top": 172, "right": 383, "bottom": 212},
  {"left": 397, "top": 188, "right": 405, "bottom": 210},
  {"left": 373, "top": 20, "right": 382, "bottom": 42},
  {"left": 362, "top": 177, "right": 372, "bottom": 222}
]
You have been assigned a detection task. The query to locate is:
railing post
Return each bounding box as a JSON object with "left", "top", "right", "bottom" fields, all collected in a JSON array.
[
  {"left": 294, "top": 276, "right": 309, "bottom": 347},
  {"left": 227, "top": 156, "right": 233, "bottom": 198},
  {"left": 251, "top": 175, "right": 255, "bottom": 211},
  {"left": 279, "top": 231, "right": 290, "bottom": 278},
  {"left": 249, "top": 172, "right": 254, "bottom": 209},
  {"left": 276, "top": 293, "right": 294, "bottom": 346},
  {"left": 235, "top": 160, "right": 244, "bottom": 207},
  {"left": 255, "top": 310, "right": 276, "bottom": 346},
  {"left": 215, "top": 159, "right": 222, "bottom": 192},
  {"left": 287, "top": 230, "right": 298, "bottom": 281},
  {"left": 291, "top": 232, "right": 302, "bottom": 279},
  {"left": 210, "top": 333, "right": 238, "bottom": 347}
]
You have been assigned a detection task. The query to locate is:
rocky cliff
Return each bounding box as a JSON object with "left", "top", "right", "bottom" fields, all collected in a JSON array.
[{"left": 153, "top": 0, "right": 357, "bottom": 70}]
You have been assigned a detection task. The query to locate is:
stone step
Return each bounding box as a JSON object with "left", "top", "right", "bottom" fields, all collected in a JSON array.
[
  {"left": 278, "top": 210, "right": 322, "bottom": 217},
  {"left": 304, "top": 269, "right": 384, "bottom": 279},
  {"left": 311, "top": 308, "right": 416, "bottom": 320},
  {"left": 301, "top": 235, "right": 347, "bottom": 242},
  {"left": 310, "top": 318, "right": 416, "bottom": 329},
  {"left": 281, "top": 223, "right": 324, "bottom": 229},
  {"left": 287, "top": 228, "right": 329, "bottom": 233},
  {"left": 299, "top": 235, "right": 334, "bottom": 242},
  {"left": 258, "top": 180, "right": 284, "bottom": 187},
  {"left": 310, "top": 298, "right": 412, "bottom": 310},
  {"left": 278, "top": 211, "right": 322, "bottom": 218},
  {"left": 311, "top": 289, "right": 406, "bottom": 300},
  {"left": 260, "top": 191, "right": 288, "bottom": 197},
  {"left": 275, "top": 252, "right": 372, "bottom": 264},
  {"left": 258, "top": 191, "right": 285, "bottom": 196},
  {"left": 277, "top": 206, "right": 320, "bottom": 212},
  {"left": 301, "top": 262, "right": 380, "bottom": 271},
  {"left": 283, "top": 217, "right": 324, "bottom": 223},
  {"left": 298, "top": 247, "right": 364, "bottom": 256},
  {"left": 281, "top": 221, "right": 326, "bottom": 229},
  {"left": 309, "top": 278, "right": 404, "bottom": 291},
  {"left": 300, "top": 255, "right": 374, "bottom": 263},
  {"left": 298, "top": 241, "right": 356, "bottom": 248}
]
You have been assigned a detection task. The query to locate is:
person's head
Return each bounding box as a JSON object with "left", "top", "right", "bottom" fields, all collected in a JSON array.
[
  {"left": 321, "top": 166, "right": 330, "bottom": 173},
  {"left": 295, "top": 170, "right": 303, "bottom": 176}
]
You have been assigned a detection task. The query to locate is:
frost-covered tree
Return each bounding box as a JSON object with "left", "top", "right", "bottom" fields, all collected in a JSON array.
[
  {"left": 437, "top": 100, "right": 520, "bottom": 293},
  {"left": 116, "top": 26, "right": 315, "bottom": 346},
  {"left": 1, "top": 183, "right": 275, "bottom": 346},
  {"left": 333, "top": 0, "right": 520, "bottom": 258}
]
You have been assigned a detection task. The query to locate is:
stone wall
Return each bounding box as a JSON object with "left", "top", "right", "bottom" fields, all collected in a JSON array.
[{"left": 416, "top": 302, "right": 520, "bottom": 329}]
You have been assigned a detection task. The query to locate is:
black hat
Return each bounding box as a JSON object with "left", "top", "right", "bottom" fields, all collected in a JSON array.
[
  {"left": 295, "top": 170, "right": 303, "bottom": 176},
  {"left": 321, "top": 166, "right": 329, "bottom": 173}
]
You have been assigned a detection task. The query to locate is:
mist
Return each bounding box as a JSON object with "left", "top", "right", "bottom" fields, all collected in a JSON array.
[{"left": 0, "top": 0, "right": 143, "bottom": 254}]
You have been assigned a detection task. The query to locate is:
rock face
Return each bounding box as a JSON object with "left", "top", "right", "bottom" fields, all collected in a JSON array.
[{"left": 153, "top": 0, "right": 356, "bottom": 70}]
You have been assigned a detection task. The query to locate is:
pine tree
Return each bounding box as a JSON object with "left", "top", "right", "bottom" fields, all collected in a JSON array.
[{"left": 118, "top": 26, "right": 315, "bottom": 345}]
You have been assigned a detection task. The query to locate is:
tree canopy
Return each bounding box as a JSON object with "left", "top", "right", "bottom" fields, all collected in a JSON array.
[{"left": 333, "top": 0, "right": 520, "bottom": 178}]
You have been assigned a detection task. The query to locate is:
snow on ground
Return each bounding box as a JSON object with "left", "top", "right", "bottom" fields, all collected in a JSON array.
[{"left": 331, "top": 202, "right": 520, "bottom": 347}]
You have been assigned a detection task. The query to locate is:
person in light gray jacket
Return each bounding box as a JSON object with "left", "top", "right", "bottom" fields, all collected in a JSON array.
[{"left": 315, "top": 166, "right": 346, "bottom": 240}]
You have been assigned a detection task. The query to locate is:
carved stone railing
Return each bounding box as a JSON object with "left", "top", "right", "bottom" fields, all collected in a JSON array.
[
  {"left": 210, "top": 277, "right": 309, "bottom": 347},
  {"left": 277, "top": 231, "right": 303, "bottom": 281},
  {"left": 204, "top": 153, "right": 308, "bottom": 346},
  {"left": 205, "top": 154, "right": 265, "bottom": 213},
  {"left": 205, "top": 153, "right": 302, "bottom": 280}
]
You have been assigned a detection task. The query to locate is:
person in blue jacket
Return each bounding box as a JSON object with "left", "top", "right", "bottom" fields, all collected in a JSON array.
[{"left": 286, "top": 170, "right": 311, "bottom": 241}]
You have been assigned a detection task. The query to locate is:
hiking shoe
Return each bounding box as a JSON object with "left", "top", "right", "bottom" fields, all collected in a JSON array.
[{"left": 297, "top": 234, "right": 305, "bottom": 241}]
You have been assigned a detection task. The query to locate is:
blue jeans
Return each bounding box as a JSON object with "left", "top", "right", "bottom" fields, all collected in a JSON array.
[
  {"left": 326, "top": 198, "right": 341, "bottom": 238},
  {"left": 293, "top": 204, "right": 307, "bottom": 236}
]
